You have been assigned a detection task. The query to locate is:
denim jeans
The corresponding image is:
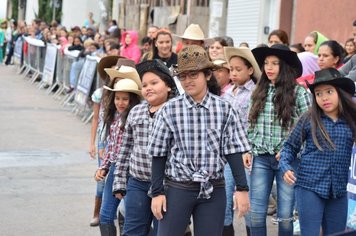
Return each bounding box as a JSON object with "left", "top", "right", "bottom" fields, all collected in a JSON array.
[
  {"left": 250, "top": 155, "right": 294, "bottom": 236},
  {"left": 99, "top": 162, "right": 120, "bottom": 224},
  {"left": 296, "top": 186, "right": 347, "bottom": 236},
  {"left": 123, "top": 177, "right": 157, "bottom": 236},
  {"left": 96, "top": 157, "right": 105, "bottom": 197},
  {"left": 157, "top": 185, "right": 226, "bottom": 236}
]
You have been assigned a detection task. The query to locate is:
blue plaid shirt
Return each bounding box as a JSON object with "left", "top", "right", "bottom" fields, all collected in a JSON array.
[
  {"left": 147, "top": 92, "right": 250, "bottom": 199},
  {"left": 279, "top": 114, "right": 354, "bottom": 199}
]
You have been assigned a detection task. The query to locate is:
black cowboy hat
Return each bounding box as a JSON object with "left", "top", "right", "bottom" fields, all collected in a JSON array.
[
  {"left": 306, "top": 68, "right": 355, "bottom": 96},
  {"left": 252, "top": 44, "right": 303, "bottom": 78}
]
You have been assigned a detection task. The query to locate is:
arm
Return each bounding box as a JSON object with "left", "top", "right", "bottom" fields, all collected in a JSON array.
[
  {"left": 150, "top": 156, "right": 167, "bottom": 220},
  {"left": 89, "top": 102, "right": 100, "bottom": 159}
]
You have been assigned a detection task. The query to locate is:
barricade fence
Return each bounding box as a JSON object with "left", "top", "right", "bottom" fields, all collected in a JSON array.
[{"left": 17, "top": 38, "right": 100, "bottom": 123}]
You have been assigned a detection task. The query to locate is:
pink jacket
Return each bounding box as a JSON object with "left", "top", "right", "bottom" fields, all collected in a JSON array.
[{"left": 120, "top": 31, "right": 141, "bottom": 64}]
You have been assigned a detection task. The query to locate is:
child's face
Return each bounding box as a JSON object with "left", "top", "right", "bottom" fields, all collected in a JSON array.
[
  {"left": 264, "top": 55, "right": 280, "bottom": 84},
  {"left": 142, "top": 72, "right": 170, "bottom": 106},
  {"left": 114, "top": 91, "right": 130, "bottom": 113},
  {"left": 179, "top": 70, "right": 208, "bottom": 101},
  {"left": 314, "top": 84, "right": 339, "bottom": 118},
  {"left": 229, "top": 56, "right": 253, "bottom": 86}
]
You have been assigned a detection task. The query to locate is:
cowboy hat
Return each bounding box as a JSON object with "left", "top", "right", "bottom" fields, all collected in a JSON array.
[
  {"left": 175, "top": 45, "right": 218, "bottom": 75},
  {"left": 97, "top": 55, "right": 121, "bottom": 80},
  {"left": 306, "top": 68, "right": 355, "bottom": 96},
  {"left": 104, "top": 65, "right": 142, "bottom": 89},
  {"left": 212, "top": 54, "right": 230, "bottom": 70},
  {"left": 103, "top": 78, "right": 142, "bottom": 97},
  {"left": 173, "top": 24, "right": 213, "bottom": 45},
  {"left": 224, "top": 47, "right": 262, "bottom": 79},
  {"left": 252, "top": 44, "right": 303, "bottom": 78}
]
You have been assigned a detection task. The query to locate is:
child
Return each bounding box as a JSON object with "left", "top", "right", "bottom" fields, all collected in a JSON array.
[
  {"left": 247, "top": 44, "right": 311, "bottom": 235},
  {"left": 113, "top": 59, "right": 178, "bottom": 236},
  {"left": 280, "top": 68, "right": 356, "bottom": 236},
  {"left": 94, "top": 65, "right": 142, "bottom": 235},
  {"left": 147, "top": 45, "right": 251, "bottom": 236},
  {"left": 222, "top": 46, "right": 261, "bottom": 236}
]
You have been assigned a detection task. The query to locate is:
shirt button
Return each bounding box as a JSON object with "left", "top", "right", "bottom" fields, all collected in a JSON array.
[{"left": 270, "top": 133, "right": 273, "bottom": 136}]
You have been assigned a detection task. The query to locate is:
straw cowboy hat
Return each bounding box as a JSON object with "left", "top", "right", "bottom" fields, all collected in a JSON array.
[
  {"left": 103, "top": 78, "right": 142, "bottom": 97},
  {"left": 252, "top": 44, "right": 303, "bottom": 78},
  {"left": 224, "top": 47, "right": 262, "bottom": 79},
  {"left": 97, "top": 55, "right": 121, "bottom": 80},
  {"left": 175, "top": 45, "right": 218, "bottom": 75},
  {"left": 212, "top": 54, "right": 230, "bottom": 70},
  {"left": 174, "top": 24, "right": 213, "bottom": 45},
  {"left": 104, "top": 61, "right": 142, "bottom": 89},
  {"left": 306, "top": 68, "right": 355, "bottom": 96}
]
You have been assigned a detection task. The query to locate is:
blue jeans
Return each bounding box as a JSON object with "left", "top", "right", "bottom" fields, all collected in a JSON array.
[
  {"left": 96, "top": 157, "right": 105, "bottom": 197},
  {"left": 250, "top": 155, "right": 294, "bottom": 236},
  {"left": 99, "top": 163, "right": 120, "bottom": 224},
  {"left": 157, "top": 185, "right": 226, "bottom": 236},
  {"left": 296, "top": 186, "right": 347, "bottom": 236},
  {"left": 123, "top": 177, "right": 157, "bottom": 236}
]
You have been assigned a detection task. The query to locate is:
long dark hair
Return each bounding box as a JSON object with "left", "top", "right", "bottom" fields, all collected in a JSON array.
[
  {"left": 102, "top": 78, "right": 141, "bottom": 132},
  {"left": 319, "top": 40, "right": 344, "bottom": 67},
  {"left": 249, "top": 59, "right": 298, "bottom": 129},
  {"left": 304, "top": 87, "right": 356, "bottom": 150}
]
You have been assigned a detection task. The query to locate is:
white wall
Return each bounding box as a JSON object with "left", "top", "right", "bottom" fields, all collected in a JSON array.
[
  {"left": 0, "top": 0, "right": 8, "bottom": 19},
  {"left": 25, "top": 0, "right": 39, "bottom": 24},
  {"left": 61, "top": 0, "right": 101, "bottom": 29}
]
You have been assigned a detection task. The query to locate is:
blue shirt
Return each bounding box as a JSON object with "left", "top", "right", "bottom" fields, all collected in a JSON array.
[{"left": 279, "top": 114, "right": 354, "bottom": 199}]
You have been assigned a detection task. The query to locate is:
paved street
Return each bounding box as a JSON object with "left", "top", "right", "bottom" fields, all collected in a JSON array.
[{"left": 0, "top": 65, "right": 278, "bottom": 236}]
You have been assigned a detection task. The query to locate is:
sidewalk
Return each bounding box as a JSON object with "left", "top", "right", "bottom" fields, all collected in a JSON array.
[{"left": 0, "top": 65, "right": 99, "bottom": 236}]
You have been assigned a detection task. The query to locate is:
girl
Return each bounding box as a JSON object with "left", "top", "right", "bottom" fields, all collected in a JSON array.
[
  {"left": 208, "top": 37, "right": 228, "bottom": 61},
  {"left": 148, "top": 45, "right": 251, "bottom": 236},
  {"left": 141, "top": 28, "right": 177, "bottom": 68},
  {"left": 113, "top": 59, "right": 178, "bottom": 236},
  {"left": 247, "top": 44, "right": 311, "bottom": 236},
  {"left": 212, "top": 56, "right": 232, "bottom": 96},
  {"left": 280, "top": 68, "right": 356, "bottom": 235},
  {"left": 223, "top": 46, "right": 261, "bottom": 236},
  {"left": 94, "top": 65, "right": 142, "bottom": 236},
  {"left": 120, "top": 30, "right": 141, "bottom": 64}
]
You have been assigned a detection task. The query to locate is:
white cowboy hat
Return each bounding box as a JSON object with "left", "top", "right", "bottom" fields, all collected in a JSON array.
[
  {"left": 212, "top": 54, "right": 230, "bottom": 70},
  {"left": 174, "top": 24, "right": 213, "bottom": 45},
  {"left": 103, "top": 78, "right": 142, "bottom": 97},
  {"left": 104, "top": 65, "right": 142, "bottom": 89},
  {"left": 224, "top": 46, "right": 262, "bottom": 79}
]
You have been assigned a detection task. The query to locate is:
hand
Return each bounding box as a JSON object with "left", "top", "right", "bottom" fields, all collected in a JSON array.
[
  {"left": 233, "top": 191, "right": 250, "bottom": 218},
  {"left": 89, "top": 145, "right": 96, "bottom": 159},
  {"left": 151, "top": 195, "right": 166, "bottom": 220},
  {"left": 94, "top": 169, "right": 107, "bottom": 181},
  {"left": 275, "top": 152, "right": 281, "bottom": 161},
  {"left": 115, "top": 193, "right": 124, "bottom": 200},
  {"left": 242, "top": 152, "right": 252, "bottom": 169},
  {"left": 98, "top": 149, "right": 105, "bottom": 160},
  {"left": 283, "top": 170, "right": 296, "bottom": 185}
]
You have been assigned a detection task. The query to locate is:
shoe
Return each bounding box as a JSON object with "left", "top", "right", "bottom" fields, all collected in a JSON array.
[
  {"left": 66, "top": 87, "right": 74, "bottom": 94},
  {"left": 90, "top": 217, "right": 99, "bottom": 227},
  {"left": 271, "top": 216, "right": 278, "bottom": 225},
  {"left": 184, "top": 225, "right": 192, "bottom": 236}
]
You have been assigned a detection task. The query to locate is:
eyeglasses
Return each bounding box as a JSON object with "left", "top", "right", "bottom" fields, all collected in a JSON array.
[{"left": 178, "top": 71, "right": 200, "bottom": 81}]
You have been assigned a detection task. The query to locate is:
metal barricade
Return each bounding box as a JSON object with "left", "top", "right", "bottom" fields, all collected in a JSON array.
[
  {"left": 60, "top": 49, "right": 80, "bottom": 105},
  {"left": 13, "top": 37, "right": 24, "bottom": 73},
  {"left": 21, "top": 37, "right": 45, "bottom": 83}
]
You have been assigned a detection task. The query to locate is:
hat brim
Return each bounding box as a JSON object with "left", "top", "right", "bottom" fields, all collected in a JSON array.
[
  {"left": 224, "top": 47, "right": 262, "bottom": 79},
  {"left": 104, "top": 68, "right": 142, "bottom": 89},
  {"left": 172, "top": 34, "right": 214, "bottom": 46},
  {"left": 252, "top": 47, "right": 303, "bottom": 78},
  {"left": 97, "top": 56, "right": 121, "bottom": 80},
  {"left": 306, "top": 77, "right": 356, "bottom": 96},
  {"left": 175, "top": 62, "right": 219, "bottom": 76},
  {"left": 103, "top": 86, "right": 142, "bottom": 97}
]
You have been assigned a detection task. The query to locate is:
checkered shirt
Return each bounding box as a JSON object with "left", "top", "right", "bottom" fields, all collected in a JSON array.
[
  {"left": 247, "top": 84, "right": 311, "bottom": 155},
  {"left": 148, "top": 92, "right": 251, "bottom": 199},
  {"left": 113, "top": 103, "right": 156, "bottom": 192},
  {"left": 100, "top": 112, "right": 124, "bottom": 170},
  {"left": 223, "top": 79, "right": 256, "bottom": 129},
  {"left": 279, "top": 114, "right": 354, "bottom": 199}
]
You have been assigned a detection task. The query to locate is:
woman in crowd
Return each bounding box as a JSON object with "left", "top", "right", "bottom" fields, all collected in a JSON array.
[
  {"left": 247, "top": 44, "right": 311, "bottom": 235},
  {"left": 343, "top": 38, "right": 355, "bottom": 64},
  {"left": 304, "top": 31, "right": 328, "bottom": 55},
  {"left": 268, "top": 29, "right": 289, "bottom": 46},
  {"left": 208, "top": 37, "right": 228, "bottom": 61}
]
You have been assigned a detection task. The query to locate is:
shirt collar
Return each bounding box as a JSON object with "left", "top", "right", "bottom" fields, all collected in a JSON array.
[{"left": 183, "top": 92, "right": 211, "bottom": 109}]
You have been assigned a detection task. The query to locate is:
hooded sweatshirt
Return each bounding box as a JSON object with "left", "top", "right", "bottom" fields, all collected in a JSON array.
[
  {"left": 312, "top": 31, "right": 328, "bottom": 55},
  {"left": 120, "top": 30, "right": 141, "bottom": 64}
]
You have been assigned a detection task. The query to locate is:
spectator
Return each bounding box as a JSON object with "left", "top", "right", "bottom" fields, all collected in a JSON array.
[
  {"left": 343, "top": 38, "right": 355, "bottom": 64},
  {"left": 120, "top": 30, "right": 141, "bottom": 63},
  {"left": 208, "top": 37, "right": 228, "bottom": 61},
  {"left": 268, "top": 29, "right": 289, "bottom": 46},
  {"left": 304, "top": 31, "right": 328, "bottom": 55},
  {"left": 290, "top": 43, "right": 305, "bottom": 53}
]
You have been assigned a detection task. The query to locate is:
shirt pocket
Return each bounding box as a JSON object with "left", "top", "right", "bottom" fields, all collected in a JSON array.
[{"left": 206, "top": 129, "right": 221, "bottom": 154}]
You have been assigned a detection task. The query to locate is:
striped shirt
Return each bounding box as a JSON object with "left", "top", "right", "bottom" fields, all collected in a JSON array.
[
  {"left": 147, "top": 92, "right": 250, "bottom": 199},
  {"left": 113, "top": 103, "right": 157, "bottom": 192},
  {"left": 100, "top": 112, "right": 124, "bottom": 170},
  {"left": 247, "top": 84, "right": 311, "bottom": 155},
  {"left": 279, "top": 114, "right": 354, "bottom": 199}
]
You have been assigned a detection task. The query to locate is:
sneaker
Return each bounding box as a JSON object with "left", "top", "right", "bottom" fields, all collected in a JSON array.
[
  {"left": 293, "top": 219, "right": 300, "bottom": 235},
  {"left": 89, "top": 217, "right": 99, "bottom": 227}
]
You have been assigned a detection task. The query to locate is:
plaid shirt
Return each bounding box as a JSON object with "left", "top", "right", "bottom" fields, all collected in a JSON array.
[
  {"left": 100, "top": 112, "right": 124, "bottom": 170},
  {"left": 223, "top": 79, "right": 256, "bottom": 129},
  {"left": 279, "top": 114, "right": 354, "bottom": 199},
  {"left": 247, "top": 84, "right": 311, "bottom": 155},
  {"left": 113, "top": 103, "right": 156, "bottom": 192},
  {"left": 148, "top": 92, "right": 250, "bottom": 199}
]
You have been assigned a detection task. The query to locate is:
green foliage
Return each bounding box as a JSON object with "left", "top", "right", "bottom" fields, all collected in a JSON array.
[
  {"left": 11, "top": 0, "right": 19, "bottom": 20},
  {"left": 38, "top": 0, "right": 63, "bottom": 24}
]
